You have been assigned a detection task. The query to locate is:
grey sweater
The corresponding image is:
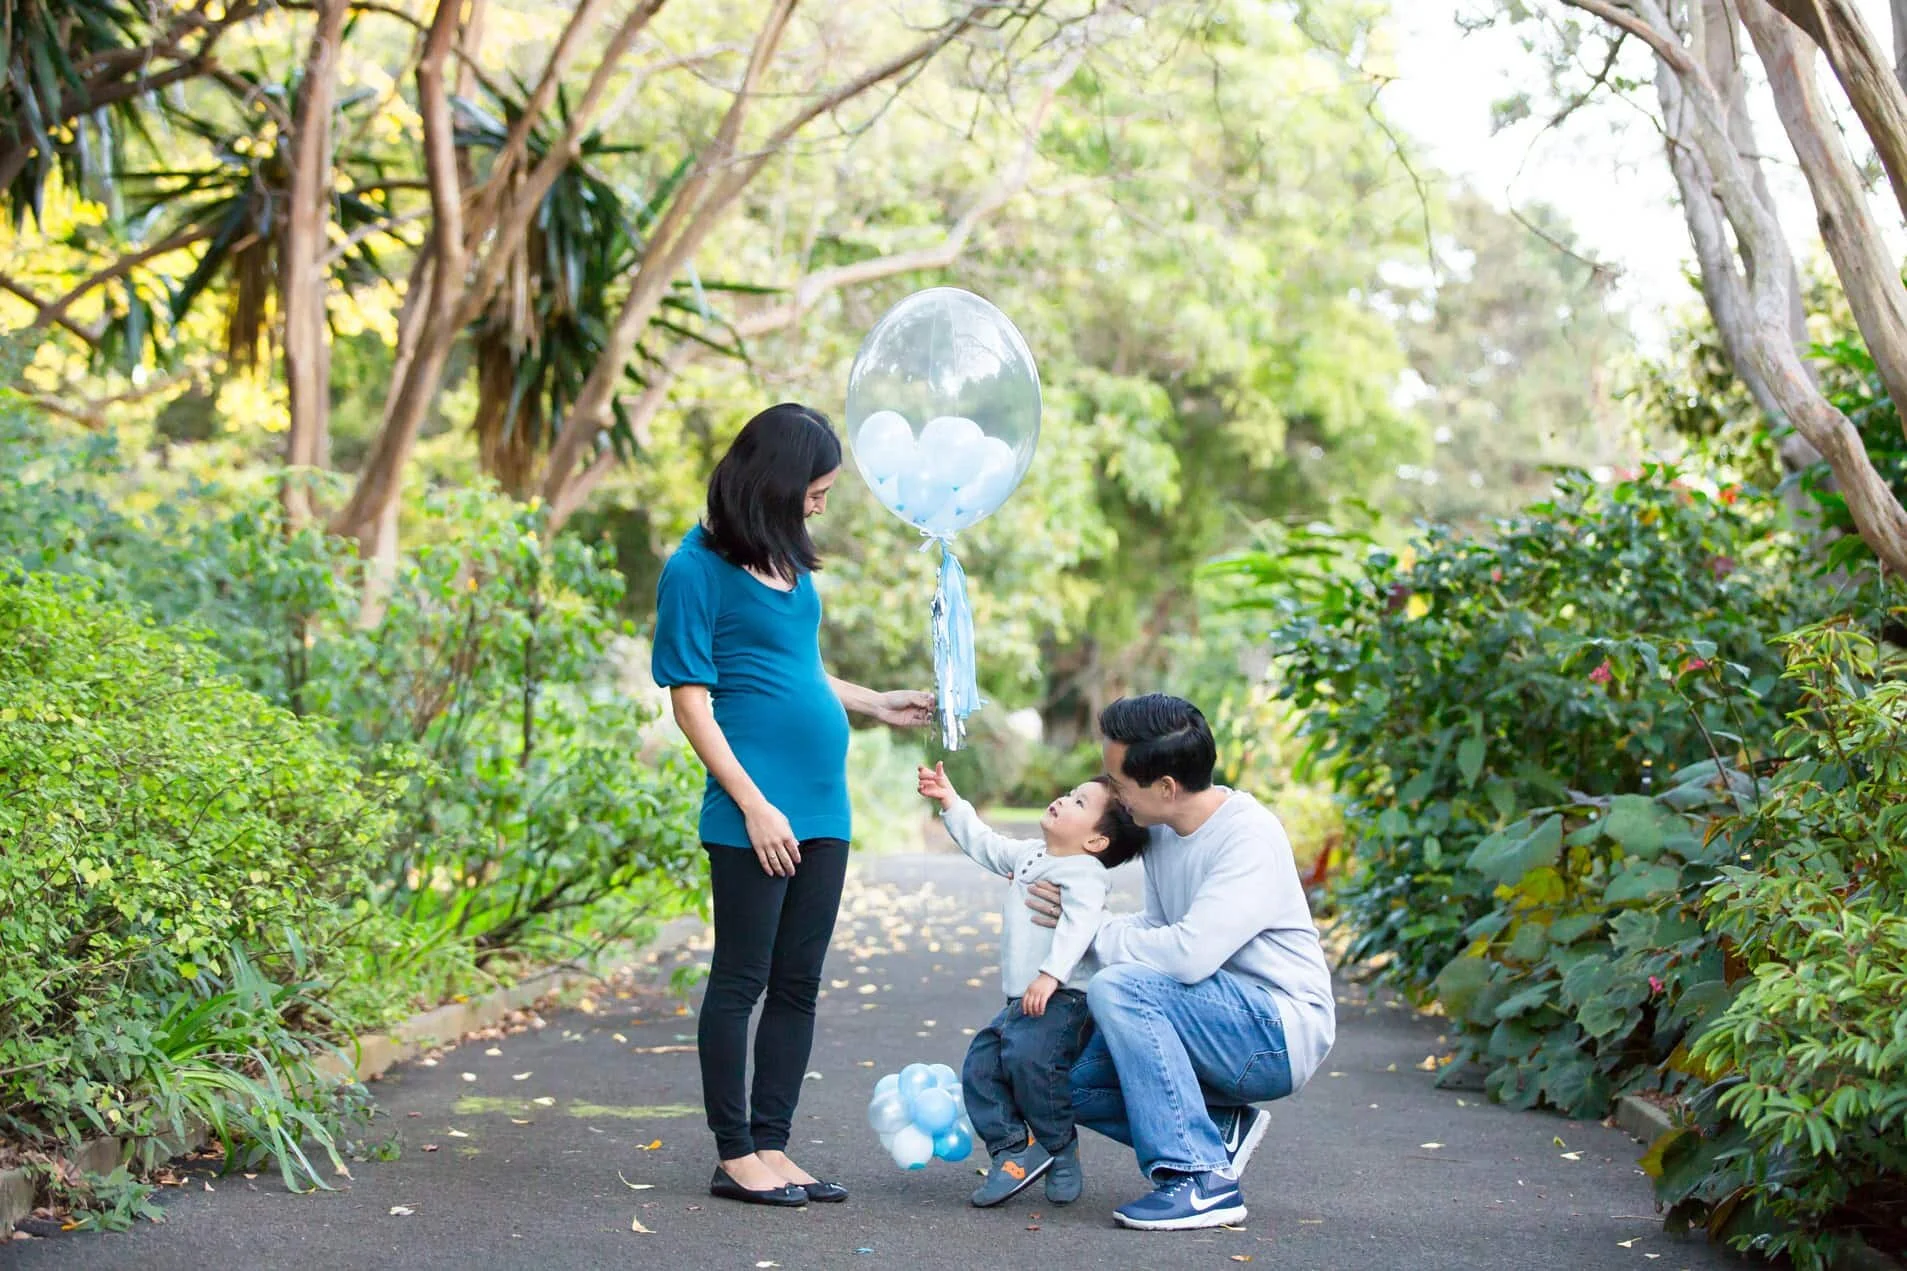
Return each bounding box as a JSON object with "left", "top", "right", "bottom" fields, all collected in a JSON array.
[
  {"left": 941, "top": 800, "right": 1110, "bottom": 997},
  {"left": 1092, "top": 790, "right": 1337, "bottom": 1091}
]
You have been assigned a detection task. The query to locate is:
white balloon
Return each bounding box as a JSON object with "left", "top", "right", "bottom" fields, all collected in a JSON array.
[
  {"left": 869, "top": 1091, "right": 911, "bottom": 1135},
  {"left": 857, "top": 410, "right": 917, "bottom": 484},
  {"left": 921, "top": 501, "right": 964, "bottom": 538},
  {"left": 920, "top": 417, "right": 987, "bottom": 488},
  {"left": 889, "top": 1123, "right": 935, "bottom": 1170},
  {"left": 920, "top": 414, "right": 984, "bottom": 455},
  {"left": 898, "top": 467, "right": 954, "bottom": 525}
]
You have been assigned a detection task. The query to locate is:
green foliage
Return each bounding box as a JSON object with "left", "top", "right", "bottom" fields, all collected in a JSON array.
[
  {"left": 1266, "top": 468, "right": 1817, "bottom": 994},
  {"left": 846, "top": 725, "right": 931, "bottom": 853},
  {"left": 1431, "top": 762, "right": 1746, "bottom": 1119},
  {"left": 0, "top": 569, "right": 384, "bottom": 1176},
  {"left": 1648, "top": 620, "right": 1907, "bottom": 1268}
]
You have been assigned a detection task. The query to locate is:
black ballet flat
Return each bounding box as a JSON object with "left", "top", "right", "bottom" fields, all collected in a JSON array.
[
  {"left": 709, "top": 1166, "right": 808, "bottom": 1207},
  {"left": 800, "top": 1179, "right": 849, "bottom": 1203}
]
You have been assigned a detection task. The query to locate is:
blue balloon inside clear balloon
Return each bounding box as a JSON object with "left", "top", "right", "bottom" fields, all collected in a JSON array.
[{"left": 844, "top": 288, "right": 1041, "bottom": 537}]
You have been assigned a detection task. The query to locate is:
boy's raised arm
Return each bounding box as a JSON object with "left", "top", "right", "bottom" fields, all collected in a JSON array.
[{"left": 940, "top": 799, "right": 1027, "bottom": 880}]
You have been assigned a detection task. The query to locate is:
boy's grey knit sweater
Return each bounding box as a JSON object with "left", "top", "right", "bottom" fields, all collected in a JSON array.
[{"left": 941, "top": 800, "right": 1110, "bottom": 997}]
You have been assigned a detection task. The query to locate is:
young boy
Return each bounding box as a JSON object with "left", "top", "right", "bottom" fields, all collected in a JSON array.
[{"left": 916, "top": 762, "right": 1147, "bottom": 1208}]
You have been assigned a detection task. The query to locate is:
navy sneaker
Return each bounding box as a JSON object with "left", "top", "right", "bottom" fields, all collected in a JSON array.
[
  {"left": 1113, "top": 1170, "right": 1247, "bottom": 1231},
  {"left": 1215, "top": 1105, "right": 1271, "bottom": 1180}
]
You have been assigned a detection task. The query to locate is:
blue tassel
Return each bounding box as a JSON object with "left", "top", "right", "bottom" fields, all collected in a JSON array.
[{"left": 929, "top": 539, "right": 983, "bottom": 749}]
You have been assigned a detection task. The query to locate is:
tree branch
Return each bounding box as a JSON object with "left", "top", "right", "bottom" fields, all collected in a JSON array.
[
  {"left": 0, "top": 276, "right": 104, "bottom": 344},
  {"left": 26, "top": 224, "right": 214, "bottom": 335}
]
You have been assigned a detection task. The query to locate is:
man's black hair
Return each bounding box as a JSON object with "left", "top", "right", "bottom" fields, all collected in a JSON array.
[
  {"left": 1099, "top": 693, "right": 1217, "bottom": 793},
  {"left": 704, "top": 403, "right": 842, "bottom": 583}
]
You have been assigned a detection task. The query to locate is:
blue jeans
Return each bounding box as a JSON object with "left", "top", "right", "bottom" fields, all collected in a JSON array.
[
  {"left": 1070, "top": 962, "right": 1295, "bottom": 1182},
  {"left": 962, "top": 989, "right": 1093, "bottom": 1156}
]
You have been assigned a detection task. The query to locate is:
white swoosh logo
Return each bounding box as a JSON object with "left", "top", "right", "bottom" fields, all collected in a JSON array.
[{"left": 1188, "top": 1189, "right": 1234, "bottom": 1212}]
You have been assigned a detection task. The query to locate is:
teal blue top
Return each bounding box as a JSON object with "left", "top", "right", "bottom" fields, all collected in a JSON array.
[{"left": 651, "top": 526, "right": 852, "bottom": 848}]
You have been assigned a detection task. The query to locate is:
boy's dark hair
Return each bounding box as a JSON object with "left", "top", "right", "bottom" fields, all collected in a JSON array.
[
  {"left": 704, "top": 402, "right": 842, "bottom": 584},
  {"left": 1088, "top": 775, "right": 1148, "bottom": 868},
  {"left": 1099, "top": 693, "right": 1217, "bottom": 793}
]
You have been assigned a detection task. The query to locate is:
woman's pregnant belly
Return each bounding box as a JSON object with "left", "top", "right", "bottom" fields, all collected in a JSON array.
[{"left": 713, "top": 670, "right": 850, "bottom": 811}]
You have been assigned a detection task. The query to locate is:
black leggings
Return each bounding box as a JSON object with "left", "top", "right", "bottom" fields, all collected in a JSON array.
[{"left": 698, "top": 838, "right": 849, "bottom": 1159}]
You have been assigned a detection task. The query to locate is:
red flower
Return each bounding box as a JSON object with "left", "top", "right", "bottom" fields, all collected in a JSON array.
[
  {"left": 1681, "top": 657, "right": 1709, "bottom": 674},
  {"left": 1720, "top": 485, "right": 1740, "bottom": 505},
  {"left": 1648, "top": 975, "right": 1665, "bottom": 995},
  {"left": 1589, "top": 661, "right": 1613, "bottom": 685}
]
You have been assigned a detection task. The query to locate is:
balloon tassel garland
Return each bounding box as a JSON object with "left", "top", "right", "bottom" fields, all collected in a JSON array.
[{"left": 929, "top": 538, "right": 982, "bottom": 750}]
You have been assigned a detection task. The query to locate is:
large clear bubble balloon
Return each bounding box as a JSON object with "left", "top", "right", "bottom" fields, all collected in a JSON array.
[
  {"left": 868, "top": 1060, "right": 980, "bottom": 1172},
  {"left": 844, "top": 288, "right": 1041, "bottom": 537}
]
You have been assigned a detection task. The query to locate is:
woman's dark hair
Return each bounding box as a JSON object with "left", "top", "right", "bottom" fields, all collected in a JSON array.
[
  {"left": 1087, "top": 775, "right": 1148, "bottom": 869},
  {"left": 1099, "top": 693, "right": 1217, "bottom": 793},
  {"left": 704, "top": 403, "right": 843, "bottom": 583}
]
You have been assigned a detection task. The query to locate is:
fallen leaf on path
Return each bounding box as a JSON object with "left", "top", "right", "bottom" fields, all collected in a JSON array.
[
  {"left": 1420, "top": 1143, "right": 1444, "bottom": 1150},
  {"left": 630, "top": 1045, "right": 696, "bottom": 1055},
  {"left": 859, "top": 1060, "right": 875, "bottom": 1068},
  {"left": 1644, "top": 1256, "right": 1660, "bottom": 1261},
  {"left": 857, "top": 984, "right": 878, "bottom": 995},
  {"left": 1617, "top": 1239, "right": 1637, "bottom": 1248},
  {"left": 1553, "top": 1137, "right": 1567, "bottom": 1148},
  {"left": 422, "top": 1145, "right": 439, "bottom": 1153},
  {"left": 1298, "top": 1219, "right": 1323, "bottom": 1225},
  {"left": 630, "top": 1217, "right": 653, "bottom": 1234},
  {"left": 203, "top": 1182, "right": 214, "bottom": 1192},
  {"left": 1417, "top": 1055, "right": 1440, "bottom": 1071},
  {"left": 638, "top": 1139, "right": 663, "bottom": 1151},
  {"left": 513, "top": 1072, "right": 532, "bottom": 1081},
  {"left": 1385, "top": 1063, "right": 1397, "bottom": 1072},
  {"left": 461, "top": 1073, "right": 477, "bottom": 1083},
  {"left": 511, "top": 1118, "right": 532, "bottom": 1125},
  {"left": 617, "top": 1172, "right": 655, "bottom": 1191},
  {"left": 613, "top": 1034, "right": 628, "bottom": 1043},
  {"left": 1231, "top": 1258, "right": 1253, "bottom": 1264},
  {"left": 1560, "top": 1152, "right": 1582, "bottom": 1161},
  {"left": 1025, "top": 1225, "right": 1040, "bottom": 1232},
  {"left": 390, "top": 1206, "right": 415, "bottom": 1217},
  {"left": 485, "top": 1047, "right": 502, "bottom": 1056},
  {"left": 756, "top": 1262, "right": 779, "bottom": 1267},
  {"left": 447, "top": 1130, "right": 469, "bottom": 1138},
  {"left": 533, "top": 1097, "right": 556, "bottom": 1106},
  {"left": 922, "top": 1020, "right": 936, "bottom": 1028}
]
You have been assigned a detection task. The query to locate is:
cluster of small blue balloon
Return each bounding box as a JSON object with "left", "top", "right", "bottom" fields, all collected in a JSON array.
[{"left": 866, "top": 1062, "right": 976, "bottom": 1170}]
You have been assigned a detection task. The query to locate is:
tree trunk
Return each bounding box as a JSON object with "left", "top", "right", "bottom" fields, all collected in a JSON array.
[
  {"left": 282, "top": 0, "right": 349, "bottom": 525},
  {"left": 1894, "top": 0, "right": 1907, "bottom": 94},
  {"left": 1746, "top": 2, "right": 1907, "bottom": 436},
  {"left": 1700, "top": 0, "right": 1808, "bottom": 350},
  {"left": 1563, "top": 0, "right": 1907, "bottom": 572},
  {"left": 1764, "top": 0, "right": 1907, "bottom": 224},
  {"left": 329, "top": 0, "right": 469, "bottom": 550}
]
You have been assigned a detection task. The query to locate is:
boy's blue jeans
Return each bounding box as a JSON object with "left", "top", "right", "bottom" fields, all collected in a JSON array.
[
  {"left": 962, "top": 988, "right": 1093, "bottom": 1156},
  {"left": 1069, "top": 962, "right": 1295, "bottom": 1182}
]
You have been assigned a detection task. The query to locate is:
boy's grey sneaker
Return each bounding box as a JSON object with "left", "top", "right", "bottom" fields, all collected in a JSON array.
[
  {"left": 1215, "top": 1105, "right": 1272, "bottom": 1180},
  {"left": 1043, "top": 1139, "right": 1082, "bottom": 1205},
  {"left": 971, "top": 1142, "right": 1053, "bottom": 1207}
]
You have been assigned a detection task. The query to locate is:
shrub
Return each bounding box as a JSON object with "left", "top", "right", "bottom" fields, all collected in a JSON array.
[
  {"left": 0, "top": 570, "right": 387, "bottom": 1167},
  {"left": 1648, "top": 618, "right": 1907, "bottom": 1268},
  {"left": 1263, "top": 469, "right": 1817, "bottom": 993}
]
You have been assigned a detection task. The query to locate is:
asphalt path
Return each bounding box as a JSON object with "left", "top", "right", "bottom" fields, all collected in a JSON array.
[{"left": 6, "top": 852, "right": 1734, "bottom": 1271}]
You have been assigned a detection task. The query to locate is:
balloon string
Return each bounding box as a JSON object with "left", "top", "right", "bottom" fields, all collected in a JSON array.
[{"left": 927, "top": 534, "right": 982, "bottom": 750}]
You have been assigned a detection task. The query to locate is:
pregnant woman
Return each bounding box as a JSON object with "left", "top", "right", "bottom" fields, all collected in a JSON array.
[{"left": 652, "top": 402, "right": 933, "bottom": 1209}]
